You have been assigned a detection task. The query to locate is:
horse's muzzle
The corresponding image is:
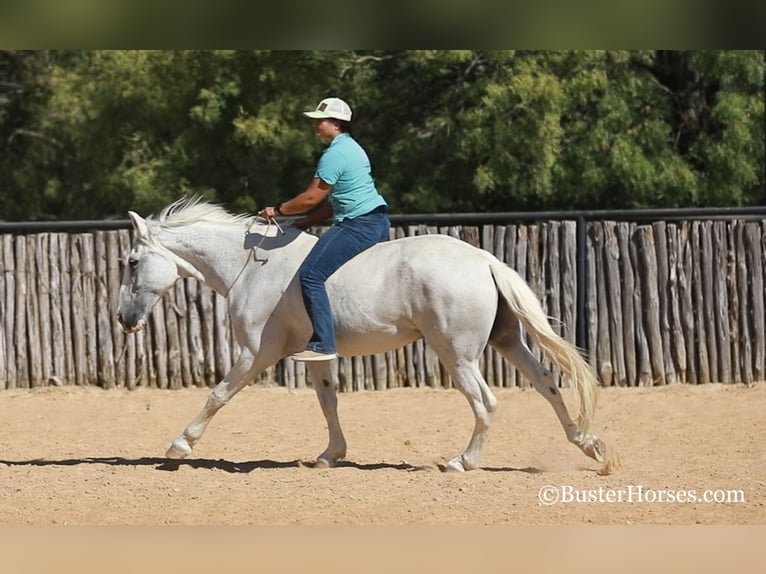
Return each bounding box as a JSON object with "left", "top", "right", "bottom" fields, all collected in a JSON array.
[{"left": 116, "top": 312, "right": 145, "bottom": 334}]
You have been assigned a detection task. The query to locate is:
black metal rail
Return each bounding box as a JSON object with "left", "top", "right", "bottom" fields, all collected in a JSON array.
[{"left": 3, "top": 206, "right": 766, "bottom": 233}]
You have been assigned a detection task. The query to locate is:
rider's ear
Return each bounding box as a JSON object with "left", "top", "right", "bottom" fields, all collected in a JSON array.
[{"left": 128, "top": 211, "right": 149, "bottom": 239}]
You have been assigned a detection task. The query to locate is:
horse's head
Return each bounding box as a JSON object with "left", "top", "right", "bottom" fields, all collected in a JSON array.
[
  {"left": 116, "top": 211, "right": 184, "bottom": 333},
  {"left": 116, "top": 197, "right": 309, "bottom": 333}
]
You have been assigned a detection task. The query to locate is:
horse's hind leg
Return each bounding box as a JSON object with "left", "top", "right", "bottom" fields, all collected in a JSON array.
[
  {"left": 439, "top": 358, "right": 498, "bottom": 472},
  {"left": 166, "top": 349, "right": 261, "bottom": 459},
  {"left": 305, "top": 362, "right": 346, "bottom": 468},
  {"left": 492, "top": 328, "right": 605, "bottom": 462}
]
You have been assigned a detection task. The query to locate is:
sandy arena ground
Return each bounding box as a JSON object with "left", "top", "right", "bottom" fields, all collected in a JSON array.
[{"left": 0, "top": 382, "right": 763, "bottom": 525}]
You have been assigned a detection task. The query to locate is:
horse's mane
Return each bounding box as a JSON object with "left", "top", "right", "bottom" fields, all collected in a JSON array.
[{"left": 147, "top": 196, "right": 254, "bottom": 230}]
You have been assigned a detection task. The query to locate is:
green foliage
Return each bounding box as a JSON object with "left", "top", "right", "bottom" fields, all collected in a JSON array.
[{"left": 1, "top": 50, "right": 763, "bottom": 221}]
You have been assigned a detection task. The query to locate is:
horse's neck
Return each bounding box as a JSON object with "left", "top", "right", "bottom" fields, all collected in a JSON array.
[
  {"left": 154, "top": 223, "right": 248, "bottom": 295},
  {"left": 158, "top": 222, "right": 313, "bottom": 296}
]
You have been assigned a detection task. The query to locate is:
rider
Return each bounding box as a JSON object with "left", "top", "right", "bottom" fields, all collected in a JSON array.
[{"left": 259, "top": 97, "right": 390, "bottom": 361}]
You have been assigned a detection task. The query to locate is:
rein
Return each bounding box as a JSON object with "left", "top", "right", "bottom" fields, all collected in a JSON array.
[{"left": 225, "top": 216, "right": 286, "bottom": 297}]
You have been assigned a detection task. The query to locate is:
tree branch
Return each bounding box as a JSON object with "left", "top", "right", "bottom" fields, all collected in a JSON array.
[{"left": 8, "top": 128, "right": 61, "bottom": 147}]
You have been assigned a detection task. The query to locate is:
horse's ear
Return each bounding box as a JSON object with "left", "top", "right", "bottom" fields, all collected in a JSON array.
[{"left": 128, "top": 211, "right": 149, "bottom": 239}]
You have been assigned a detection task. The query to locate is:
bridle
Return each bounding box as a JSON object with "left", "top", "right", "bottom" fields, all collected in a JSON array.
[{"left": 117, "top": 215, "right": 287, "bottom": 367}]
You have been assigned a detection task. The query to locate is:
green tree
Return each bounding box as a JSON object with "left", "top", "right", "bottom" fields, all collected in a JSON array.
[
  {"left": 356, "top": 50, "right": 764, "bottom": 212},
  {"left": 36, "top": 50, "right": 360, "bottom": 218},
  {"left": 1, "top": 50, "right": 763, "bottom": 221},
  {"left": 0, "top": 50, "right": 69, "bottom": 220}
]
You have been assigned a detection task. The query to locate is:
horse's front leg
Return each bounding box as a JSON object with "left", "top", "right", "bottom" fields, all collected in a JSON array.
[
  {"left": 166, "top": 349, "right": 262, "bottom": 459},
  {"left": 305, "top": 361, "right": 346, "bottom": 468}
]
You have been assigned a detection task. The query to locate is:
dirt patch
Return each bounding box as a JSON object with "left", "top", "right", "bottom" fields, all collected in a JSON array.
[{"left": 0, "top": 382, "right": 763, "bottom": 524}]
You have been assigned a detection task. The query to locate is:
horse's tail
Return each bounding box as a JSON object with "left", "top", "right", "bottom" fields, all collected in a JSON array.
[{"left": 489, "top": 261, "right": 598, "bottom": 432}]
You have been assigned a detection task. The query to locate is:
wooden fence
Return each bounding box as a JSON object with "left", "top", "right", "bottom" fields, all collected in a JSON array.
[{"left": 1, "top": 219, "right": 764, "bottom": 392}]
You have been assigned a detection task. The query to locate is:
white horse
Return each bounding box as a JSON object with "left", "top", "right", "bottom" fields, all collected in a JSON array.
[{"left": 117, "top": 197, "right": 610, "bottom": 472}]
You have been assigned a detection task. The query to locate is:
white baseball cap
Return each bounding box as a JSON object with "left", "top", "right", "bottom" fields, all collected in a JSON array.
[{"left": 303, "top": 97, "right": 353, "bottom": 122}]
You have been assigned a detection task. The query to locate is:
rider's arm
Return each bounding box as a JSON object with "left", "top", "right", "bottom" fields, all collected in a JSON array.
[{"left": 259, "top": 178, "right": 331, "bottom": 220}]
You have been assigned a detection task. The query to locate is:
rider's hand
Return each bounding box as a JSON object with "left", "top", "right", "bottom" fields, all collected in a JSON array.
[{"left": 258, "top": 206, "right": 279, "bottom": 220}]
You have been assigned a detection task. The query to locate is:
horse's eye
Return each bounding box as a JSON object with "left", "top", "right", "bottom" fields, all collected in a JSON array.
[{"left": 128, "top": 257, "right": 139, "bottom": 269}]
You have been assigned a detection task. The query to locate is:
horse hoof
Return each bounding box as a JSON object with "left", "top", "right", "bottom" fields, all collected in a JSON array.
[
  {"left": 314, "top": 457, "right": 335, "bottom": 469},
  {"left": 438, "top": 458, "right": 466, "bottom": 473},
  {"left": 583, "top": 437, "right": 606, "bottom": 463},
  {"left": 166, "top": 437, "right": 192, "bottom": 459}
]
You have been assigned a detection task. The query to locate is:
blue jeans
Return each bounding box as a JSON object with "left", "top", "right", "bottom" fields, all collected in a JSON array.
[{"left": 299, "top": 206, "right": 390, "bottom": 354}]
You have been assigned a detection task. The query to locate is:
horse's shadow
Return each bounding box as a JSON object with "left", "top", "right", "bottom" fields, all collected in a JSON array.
[
  {"left": 0, "top": 457, "right": 542, "bottom": 474},
  {"left": 0, "top": 457, "right": 299, "bottom": 473}
]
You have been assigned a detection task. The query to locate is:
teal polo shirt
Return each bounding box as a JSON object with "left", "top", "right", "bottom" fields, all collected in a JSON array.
[{"left": 315, "top": 133, "right": 387, "bottom": 223}]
